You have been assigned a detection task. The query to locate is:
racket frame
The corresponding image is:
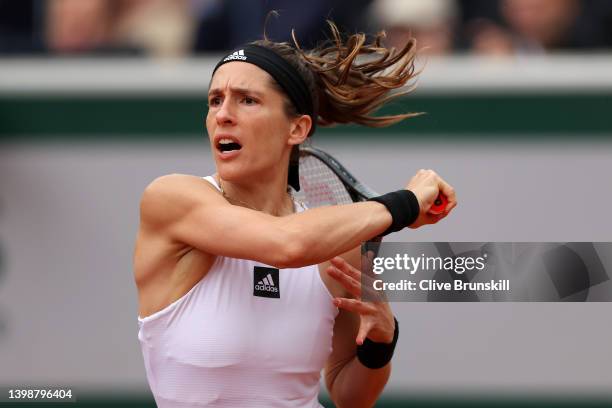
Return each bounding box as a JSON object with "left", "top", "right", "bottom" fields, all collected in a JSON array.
[{"left": 298, "top": 146, "right": 379, "bottom": 202}]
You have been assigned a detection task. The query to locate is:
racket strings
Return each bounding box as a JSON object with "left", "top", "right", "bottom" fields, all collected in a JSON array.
[{"left": 294, "top": 154, "right": 354, "bottom": 208}]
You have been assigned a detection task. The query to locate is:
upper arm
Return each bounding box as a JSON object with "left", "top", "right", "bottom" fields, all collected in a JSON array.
[{"left": 139, "top": 174, "right": 303, "bottom": 268}]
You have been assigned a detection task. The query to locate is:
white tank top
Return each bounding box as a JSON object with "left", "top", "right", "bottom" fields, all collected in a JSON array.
[{"left": 137, "top": 176, "right": 338, "bottom": 407}]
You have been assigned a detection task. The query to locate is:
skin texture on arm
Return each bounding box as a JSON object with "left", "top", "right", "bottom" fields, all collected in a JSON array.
[{"left": 139, "top": 173, "right": 392, "bottom": 270}]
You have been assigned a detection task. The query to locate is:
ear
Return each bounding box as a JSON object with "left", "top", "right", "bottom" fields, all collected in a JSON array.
[{"left": 287, "top": 114, "right": 312, "bottom": 146}]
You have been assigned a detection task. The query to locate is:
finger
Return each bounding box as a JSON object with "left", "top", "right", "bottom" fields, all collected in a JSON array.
[
  {"left": 331, "top": 256, "right": 361, "bottom": 282},
  {"left": 333, "top": 298, "right": 376, "bottom": 315},
  {"left": 356, "top": 321, "right": 373, "bottom": 346},
  {"left": 333, "top": 255, "right": 385, "bottom": 300},
  {"left": 327, "top": 265, "right": 361, "bottom": 298},
  {"left": 354, "top": 259, "right": 388, "bottom": 302},
  {"left": 418, "top": 212, "right": 445, "bottom": 226},
  {"left": 356, "top": 254, "right": 385, "bottom": 295},
  {"left": 361, "top": 279, "right": 389, "bottom": 303},
  {"left": 437, "top": 180, "right": 457, "bottom": 212}
]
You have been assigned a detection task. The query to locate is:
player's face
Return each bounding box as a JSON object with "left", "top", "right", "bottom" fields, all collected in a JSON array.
[{"left": 206, "top": 62, "right": 295, "bottom": 183}]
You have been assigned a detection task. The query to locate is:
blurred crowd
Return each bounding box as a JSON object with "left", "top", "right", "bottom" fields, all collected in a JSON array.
[{"left": 1, "top": 0, "right": 612, "bottom": 58}]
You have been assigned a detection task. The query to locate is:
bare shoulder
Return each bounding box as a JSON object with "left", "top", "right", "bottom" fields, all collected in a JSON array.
[
  {"left": 134, "top": 174, "right": 219, "bottom": 316},
  {"left": 139, "top": 173, "right": 221, "bottom": 228},
  {"left": 134, "top": 173, "right": 218, "bottom": 283},
  {"left": 144, "top": 173, "right": 209, "bottom": 191}
]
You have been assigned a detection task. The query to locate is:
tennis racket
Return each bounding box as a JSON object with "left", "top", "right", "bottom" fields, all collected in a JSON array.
[
  {"left": 293, "top": 145, "right": 447, "bottom": 214},
  {"left": 292, "top": 145, "right": 384, "bottom": 293},
  {"left": 293, "top": 145, "right": 447, "bottom": 302},
  {"left": 293, "top": 145, "right": 378, "bottom": 206}
]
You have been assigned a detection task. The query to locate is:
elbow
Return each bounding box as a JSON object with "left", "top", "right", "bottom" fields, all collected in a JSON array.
[
  {"left": 330, "top": 389, "right": 380, "bottom": 408},
  {"left": 326, "top": 362, "right": 391, "bottom": 408}
]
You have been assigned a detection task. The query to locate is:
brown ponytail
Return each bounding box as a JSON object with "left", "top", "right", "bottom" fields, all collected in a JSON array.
[{"left": 251, "top": 21, "right": 420, "bottom": 130}]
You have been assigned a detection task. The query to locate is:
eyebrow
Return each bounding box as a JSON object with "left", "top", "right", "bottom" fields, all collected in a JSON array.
[{"left": 208, "top": 87, "right": 265, "bottom": 98}]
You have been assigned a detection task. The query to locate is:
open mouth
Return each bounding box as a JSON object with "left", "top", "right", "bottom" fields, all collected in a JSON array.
[{"left": 217, "top": 139, "right": 242, "bottom": 153}]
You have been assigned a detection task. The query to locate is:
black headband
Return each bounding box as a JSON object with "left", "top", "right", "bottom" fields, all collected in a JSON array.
[
  {"left": 212, "top": 44, "right": 315, "bottom": 191},
  {"left": 213, "top": 44, "right": 315, "bottom": 122}
]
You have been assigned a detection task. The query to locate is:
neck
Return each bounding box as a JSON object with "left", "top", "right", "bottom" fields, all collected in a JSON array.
[{"left": 216, "top": 171, "right": 294, "bottom": 216}]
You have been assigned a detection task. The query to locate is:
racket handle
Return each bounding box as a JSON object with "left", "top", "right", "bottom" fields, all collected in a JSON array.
[{"left": 429, "top": 193, "right": 448, "bottom": 215}]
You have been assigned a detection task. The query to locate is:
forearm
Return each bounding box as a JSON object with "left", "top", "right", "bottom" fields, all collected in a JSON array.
[
  {"left": 277, "top": 201, "right": 390, "bottom": 267},
  {"left": 329, "top": 358, "right": 391, "bottom": 408}
]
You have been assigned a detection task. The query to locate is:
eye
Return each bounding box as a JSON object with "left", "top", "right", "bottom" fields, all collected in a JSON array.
[
  {"left": 209, "top": 96, "right": 222, "bottom": 107},
  {"left": 242, "top": 96, "right": 257, "bottom": 105}
]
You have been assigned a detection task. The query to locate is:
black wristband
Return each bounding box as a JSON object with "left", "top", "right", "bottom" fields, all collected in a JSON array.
[
  {"left": 356, "top": 318, "right": 399, "bottom": 369},
  {"left": 368, "top": 190, "right": 420, "bottom": 235}
]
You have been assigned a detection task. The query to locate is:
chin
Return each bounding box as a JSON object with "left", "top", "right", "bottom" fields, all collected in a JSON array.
[{"left": 215, "top": 163, "right": 248, "bottom": 183}]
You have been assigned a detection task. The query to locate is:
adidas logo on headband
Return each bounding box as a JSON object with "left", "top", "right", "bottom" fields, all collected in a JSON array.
[{"left": 223, "top": 49, "right": 247, "bottom": 62}]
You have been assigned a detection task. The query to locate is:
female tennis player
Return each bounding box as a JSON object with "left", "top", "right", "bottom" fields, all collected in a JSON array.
[{"left": 135, "top": 23, "right": 456, "bottom": 408}]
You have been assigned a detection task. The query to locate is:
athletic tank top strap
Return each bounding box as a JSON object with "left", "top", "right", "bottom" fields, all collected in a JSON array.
[{"left": 202, "top": 175, "right": 221, "bottom": 192}]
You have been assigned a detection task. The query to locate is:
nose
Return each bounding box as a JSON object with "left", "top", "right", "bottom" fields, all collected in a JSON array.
[{"left": 215, "top": 98, "right": 236, "bottom": 126}]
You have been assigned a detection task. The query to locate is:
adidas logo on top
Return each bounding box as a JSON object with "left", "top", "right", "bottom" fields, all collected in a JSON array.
[
  {"left": 255, "top": 273, "right": 277, "bottom": 292},
  {"left": 253, "top": 266, "right": 280, "bottom": 298},
  {"left": 223, "top": 49, "right": 247, "bottom": 62}
]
